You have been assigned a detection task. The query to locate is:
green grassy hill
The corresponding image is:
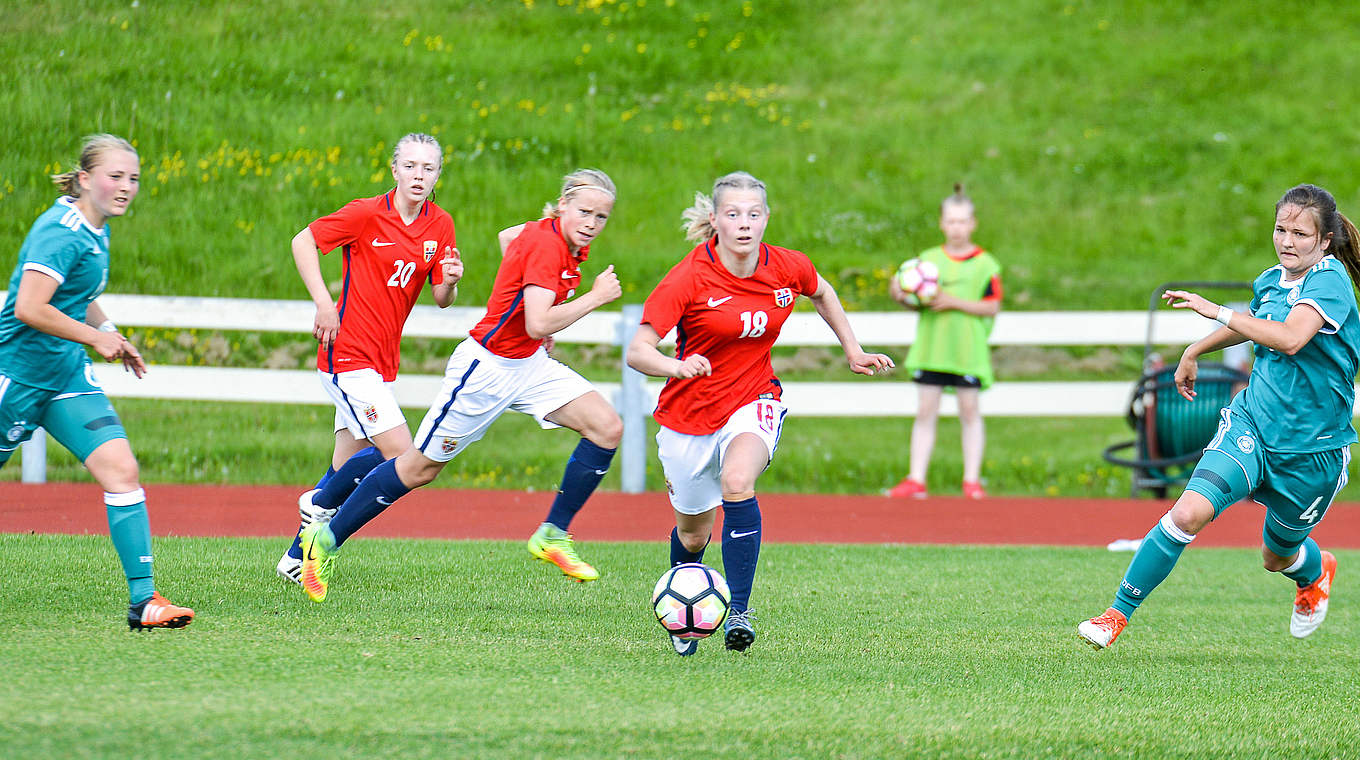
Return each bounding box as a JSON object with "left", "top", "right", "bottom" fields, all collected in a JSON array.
[{"left": 5, "top": 1, "right": 1360, "bottom": 310}]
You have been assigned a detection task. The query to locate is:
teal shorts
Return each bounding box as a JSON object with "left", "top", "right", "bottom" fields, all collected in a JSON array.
[
  {"left": 1185, "top": 409, "right": 1349, "bottom": 556},
  {"left": 0, "top": 361, "right": 128, "bottom": 466}
]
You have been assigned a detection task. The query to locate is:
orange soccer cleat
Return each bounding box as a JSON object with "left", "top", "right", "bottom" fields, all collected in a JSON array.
[{"left": 128, "top": 593, "right": 194, "bottom": 631}]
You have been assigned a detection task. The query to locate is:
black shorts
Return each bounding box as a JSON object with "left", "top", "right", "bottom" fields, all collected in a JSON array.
[{"left": 912, "top": 369, "right": 982, "bottom": 388}]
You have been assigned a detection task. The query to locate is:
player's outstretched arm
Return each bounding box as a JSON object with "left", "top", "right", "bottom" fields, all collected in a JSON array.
[
  {"left": 809, "top": 275, "right": 894, "bottom": 376},
  {"left": 626, "top": 323, "right": 710, "bottom": 379}
]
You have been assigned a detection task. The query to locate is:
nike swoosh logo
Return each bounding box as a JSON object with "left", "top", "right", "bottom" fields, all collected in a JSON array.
[
  {"left": 561, "top": 269, "right": 576, "bottom": 279},
  {"left": 372, "top": 238, "right": 395, "bottom": 247},
  {"left": 593, "top": 469, "right": 608, "bottom": 475},
  {"left": 707, "top": 296, "right": 733, "bottom": 307},
  {"left": 729, "top": 529, "right": 759, "bottom": 539},
  {"left": 376, "top": 496, "right": 392, "bottom": 506}
]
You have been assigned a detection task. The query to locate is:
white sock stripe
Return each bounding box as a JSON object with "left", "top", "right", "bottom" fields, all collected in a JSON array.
[
  {"left": 1283, "top": 545, "right": 1307, "bottom": 574},
  {"left": 1158, "top": 512, "right": 1195, "bottom": 544},
  {"left": 104, "top": 488, "right": 147, "bottom": 507}
]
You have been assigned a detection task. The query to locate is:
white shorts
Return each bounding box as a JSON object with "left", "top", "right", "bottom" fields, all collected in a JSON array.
[
  {"left": 657, "top": 398, "right": 788, "bottom": 515},
  {"left": 318, "top": 369, "right": 406, "bottom": 439},
  {"left": 413, "top": 339, "right": 596, "bottom": 462}
]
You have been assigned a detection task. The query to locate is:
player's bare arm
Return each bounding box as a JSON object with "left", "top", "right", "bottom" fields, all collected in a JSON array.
[
  {"left": 432, "top": 246, "right": 463, "bottom": 308},
  {"left": 1164, "top": 288, "right": 1323, "bottom": 356},
  {"left": 522, "top": 265, "right": 621, "bottom": 339},
  {"left": 929, "top": 291, "right": 1001, "bottom": 316},
  {"left": 808, "top": 275, "right": 894, "bottom": 375},
  {"left": 497, "top": 224, "right": 526, "bottom": 256},
  {"left": 626, "top": 323, "right": 712, "bottom": 379},
  {"left": 291, "top": 226, "right": 340, "bottom": 348}
]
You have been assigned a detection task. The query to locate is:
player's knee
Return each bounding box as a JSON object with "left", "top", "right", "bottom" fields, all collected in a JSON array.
[
  {"left": 590, "top": 412, "right": 623, "bottom": 449},
  {"left": 678, "top": 529, "right": 709, "bottom": 553},
  {"left": 396, "top": 451, "right": 442, "bottom": 488},
  {"left": 720, "top": 478, "right": 757, "bottom": 501},
  {"left": 1261, "top": 547, "right": 1294, "bottom": 573},
  {"left": 1168, "top": 496, "right": 1212, "bottom": 535}
]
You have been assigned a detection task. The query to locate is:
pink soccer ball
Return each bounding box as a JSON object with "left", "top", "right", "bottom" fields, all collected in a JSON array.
[{"left": 896, "top": 257, "right": 940, "bottom": 305}]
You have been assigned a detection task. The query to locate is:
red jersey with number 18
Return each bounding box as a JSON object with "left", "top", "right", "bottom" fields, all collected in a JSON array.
[
  {"left": 309, "top": 191, "right": 454, "bottom": 381},
  {"left": 470, "top": 218, "right": 590, "bottom": 359},
  {"left": 641, "top": 239, "right": 819, "bottom": 435}
]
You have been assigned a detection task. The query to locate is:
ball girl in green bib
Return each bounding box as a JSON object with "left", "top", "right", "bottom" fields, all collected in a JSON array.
[
  {"left": 0, "top": 135, "right": 193, "bottom": 631},
  {"left": 1080, "top": 183, "right": 1360, "bottom": 648},
  {"left": 888, "top": 184, "right": 1002, "bottom": 500}
]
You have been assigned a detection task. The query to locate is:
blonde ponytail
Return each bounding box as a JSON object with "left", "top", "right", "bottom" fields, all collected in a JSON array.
[{"left": 50, "top": 134, "right": 137, "bottom": 198}]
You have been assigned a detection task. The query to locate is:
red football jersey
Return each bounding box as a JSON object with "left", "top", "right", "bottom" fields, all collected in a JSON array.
[
  {"left": 642, "top": 239, "right": 820, "bottom": 435},
  {"left": 470, "top": 218, "right": 590, "bottom": 359},
  {"left": 309, "top": 191, "right": 455, "bottom": 381}
]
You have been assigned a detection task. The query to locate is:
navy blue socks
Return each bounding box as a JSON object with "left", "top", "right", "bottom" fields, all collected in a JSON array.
[
  {"left": 720, "top": 497, "right": 762, "bottom": 614},
  {"left": 328, "top": 458, "right": 412, "bottom": 547},
  {"left": 544, "top": 438, "right": 616, "bottom": 531}
]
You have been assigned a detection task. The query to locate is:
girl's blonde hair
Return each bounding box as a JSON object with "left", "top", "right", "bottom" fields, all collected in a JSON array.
[
  {"left": 50, "top": 134, "right": 137, "bottom": 197},
  {"left": 680, "top": 171, "right": 768, "bottom": 242},
  {"left": 543, "top": 168, "right": 616, "bottom": 218},
  {"left": 941, "top": 182, "right": 973, "bottom": 215},
  {"left": 391, "top": 132, "right": 442, "bottom": 171}
]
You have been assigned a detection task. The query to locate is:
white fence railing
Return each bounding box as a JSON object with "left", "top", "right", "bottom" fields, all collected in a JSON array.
[{"left": 7, "top": 293, "right": 1229, "bottom": 490}]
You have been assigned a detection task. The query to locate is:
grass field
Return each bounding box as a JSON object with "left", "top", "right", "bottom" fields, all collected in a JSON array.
[{"left": 2, "top": 535, "right": 1356, "bottom": 758}]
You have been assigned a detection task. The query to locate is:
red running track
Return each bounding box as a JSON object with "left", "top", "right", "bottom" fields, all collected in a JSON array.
[{"left": 4, "top": 482, "right": 1360, "bottom": 548}]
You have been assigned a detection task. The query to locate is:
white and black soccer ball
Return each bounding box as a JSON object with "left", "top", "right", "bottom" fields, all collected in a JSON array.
[{"left": 652, "top": 563, "right": 730, "bottom": 640}]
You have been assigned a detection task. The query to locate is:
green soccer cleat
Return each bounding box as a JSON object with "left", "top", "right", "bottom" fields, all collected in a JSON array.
[
  {"left": 299, "top": 522, "right": 339, "bottom": 603},
  {"left": 527, "top": 523, "right": 600, "bottom": 582}
]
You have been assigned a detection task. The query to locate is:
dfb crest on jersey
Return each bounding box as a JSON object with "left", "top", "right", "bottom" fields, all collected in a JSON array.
[
  {"left": 1287, "top": 287, "right": 1301, "bottom": 306},
  {"left": 7, "top": 421, "right": 26, "bottom": 442},
  {"left": 773, "top": 287, "right": 794, "bottom": 308},
  {"left": 423, "top": 240, "right": 437, "bottom": 262}
]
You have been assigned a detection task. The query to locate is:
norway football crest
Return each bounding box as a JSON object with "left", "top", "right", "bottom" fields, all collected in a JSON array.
[
  {"left": 423, "top": 240, "right": 437, "bottom": 262},
  {"left": 363, "top": 405, "right": 379, "bottom": 424},
  {"left": 773, "top": 288, "right": 794, "bottom": 308},
  {"left": 441, "top": 437, "right": 459, "bottom": 455}
]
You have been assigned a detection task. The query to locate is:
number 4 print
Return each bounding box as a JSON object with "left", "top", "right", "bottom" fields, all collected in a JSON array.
[{"left": 1299, "top": 496, "right": 1324, "bottom": 524}]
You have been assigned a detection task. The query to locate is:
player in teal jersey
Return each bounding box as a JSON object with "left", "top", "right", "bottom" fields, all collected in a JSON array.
[
  {"left": 0, "top": 135, "right": 193, "bottom": 631},
  {"left": 1079, "top": 184, "right": 1360, "bottom": 648}
]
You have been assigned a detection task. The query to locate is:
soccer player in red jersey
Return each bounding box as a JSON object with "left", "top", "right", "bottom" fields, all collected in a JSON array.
[
  {"left": 276, "top": 133, "right": 462, "bottom": 583},
  {"left": 297, "top": 169, "right": 624, "bottom": 602},
  {"left": 626, "top": 171, "right": 893, "bottom": 654}
]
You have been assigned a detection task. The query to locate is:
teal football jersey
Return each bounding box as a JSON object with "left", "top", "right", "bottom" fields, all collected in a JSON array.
[
  {"left": 0, "top": 197, "right": 111, "bottom": 390},
  {"left": 1231, "top": 255, "right": 1360, "bottom": 452}
]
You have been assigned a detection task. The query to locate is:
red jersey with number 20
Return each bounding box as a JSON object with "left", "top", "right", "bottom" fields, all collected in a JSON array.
[
  {"left": 309, "top": 191, "right": 454, "bottom": 381},
  {"left": 642, "top": 239, "right": 819, "bottom": 435},
  {"left": 470, "top": 218, "right": 589, "bottom": 359}
]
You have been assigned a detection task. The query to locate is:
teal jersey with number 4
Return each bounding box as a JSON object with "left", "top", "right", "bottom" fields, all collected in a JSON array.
[
  {"left": 0, "top": 197, "right": 111, "bottom": 391},
  {"left": 1230, "top": 255, "right": 1360, "bottom": 452}
]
